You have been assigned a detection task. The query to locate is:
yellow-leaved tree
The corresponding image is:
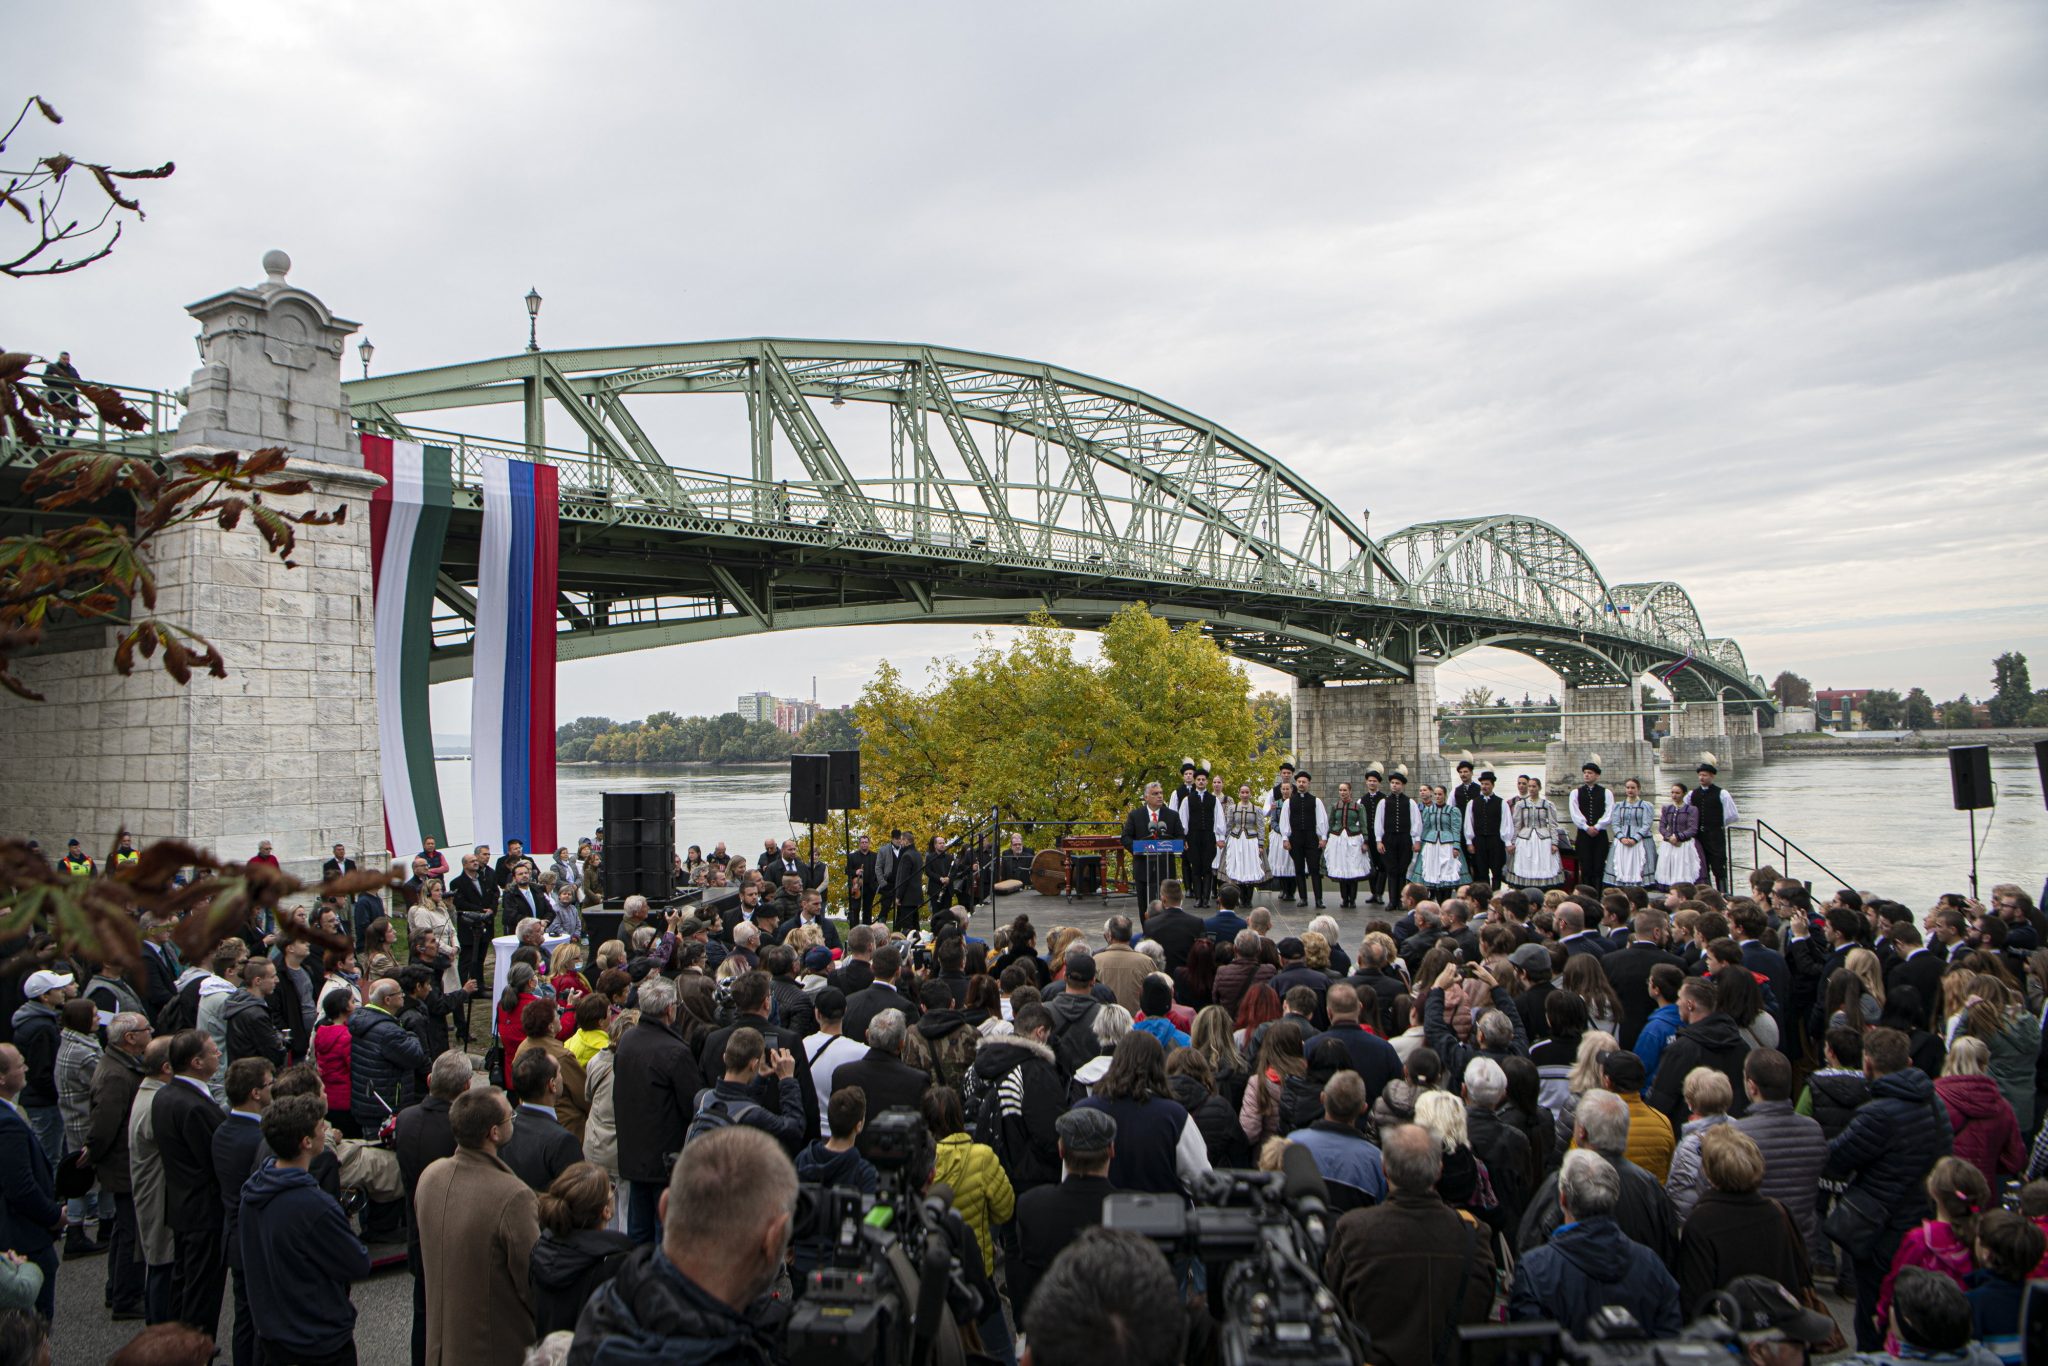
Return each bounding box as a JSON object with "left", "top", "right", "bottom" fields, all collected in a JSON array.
[{"left": 834, "top": 605, "right": 1276, "bottom": 876}]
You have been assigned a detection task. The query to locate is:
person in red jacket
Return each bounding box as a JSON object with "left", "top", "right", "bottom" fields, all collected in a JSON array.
[{"left": 1935, "top": 1037, "right": 2025, "bottom": 1185}]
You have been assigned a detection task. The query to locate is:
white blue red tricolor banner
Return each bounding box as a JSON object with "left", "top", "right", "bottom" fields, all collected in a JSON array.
[{"left": 470, "top": 454, "right": 559, "bottom": 855}]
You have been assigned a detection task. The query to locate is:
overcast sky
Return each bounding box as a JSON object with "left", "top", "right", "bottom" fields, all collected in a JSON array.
[{"left": 10, "top": 1, "right": 2045, "bottom": 730}]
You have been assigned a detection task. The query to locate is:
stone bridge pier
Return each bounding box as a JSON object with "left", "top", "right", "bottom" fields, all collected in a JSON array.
[
  {"left": 0, "top": 253, "right": 385, "bottom": 881},
  {"left": 1294, "top": 668, "right": 1452, "bottom": 794},
  {"left": 1659, "top": 700, "right": 1764, "bottom": 775},
  {"left": 1545, "top": 685, "right": 1657, "bottom": 794}
]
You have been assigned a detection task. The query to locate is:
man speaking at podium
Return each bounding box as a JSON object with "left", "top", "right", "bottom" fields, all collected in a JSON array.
[{"left": 1121, "top": 781, "right": 1186, "bottom": 913}]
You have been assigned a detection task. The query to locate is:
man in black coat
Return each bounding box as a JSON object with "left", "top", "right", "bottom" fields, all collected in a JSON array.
[
  {"left": 498, "top": 1049, "right": 584, "bottom": 1192},
  {"left": 1011, "top": 1107, "right": 1118, "bottom": 1314},
  {"left": 1598, "top": 913, "right": 1687, "bottom": 1048},
  {"left": 1730, "top": 902, "right": 1793, "bottom": 1037},
  {"left": 611, "top": 978, "right": 705, "bottom": 1245},
  {"left": 1176, "top": 768, "right": 1221, "bottom": 908},
  {"left": 1884, "top": 924, "right": 1945, "bottom": 1031},
  {"left": 1314, "top": 985, "right": 1404, "bottom": 1105},
  {"left": 498, "top": 862, "right": 544, "bottom": 930},
  {"left": 1140, "top": 880, "right": 1205, "bottom": 978},
  {"left": 832, "top": 1008, "right": 931, "bottom": 1124},
  {"left": 395, "top": 1053, "right": 466, "bottom": 1366},
  {"left": 844, "top": 836, "right": 879, "bottom": 927},
  {"left": 888, "top": 833, "right": 924, "bottom": 933},
  {"left": 154, "top": 1030, "right": 228, "bottom": 1337},
  {"left": 449, "top": 854, "right": 495, "bottom": 992},
  {"left": 696, "top": 970, "right": 819, "bottom": 1139},
  {"left": 1645, "top": 979, "right": 1751, "bottom": 1128},
  {"left": 842, "top": 943, "right": 920, "bottom": 1045},
  {"left": 1121, "top": 781, "right": 1186, "bottom": 914},
  {"left": 321, "top": 843, "right": 357, "bottom": 883},
  {"left": 212, "top": 1057, "right": 273, "bottom": 1366}
]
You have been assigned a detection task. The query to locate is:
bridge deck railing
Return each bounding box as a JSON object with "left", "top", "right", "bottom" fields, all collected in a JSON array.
[{"left": 0, "top": 382, "right": 184, "bottom": 473}]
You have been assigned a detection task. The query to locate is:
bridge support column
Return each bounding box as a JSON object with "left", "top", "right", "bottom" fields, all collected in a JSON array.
[
  {"left": 1660, "top": 700, "right": 1766, "bottom": 775},
  {"left": 1546, "top": 685, "right": 1656, "bottom": 792},
  {"left": 1294, "top": 667, "right": 1450, "bottom": 795},
  {"left": 0, "top": 252, "right": 385, "bottom": 880}
]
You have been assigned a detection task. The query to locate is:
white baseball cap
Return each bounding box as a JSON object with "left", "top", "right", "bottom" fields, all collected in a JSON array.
[{"left": 23, "top": 969, "right": 72, "bottom": 999}]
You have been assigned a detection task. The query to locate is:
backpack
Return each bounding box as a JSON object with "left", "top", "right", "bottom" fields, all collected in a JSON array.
[
  {"left": 686, "top": 1088, "right": 763, "bottom": 1145},
  {"left": 154, "top": 979, "right": 202, "bottom": 1036}
]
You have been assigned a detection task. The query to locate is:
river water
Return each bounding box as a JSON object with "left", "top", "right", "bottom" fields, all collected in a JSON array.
[{"left": 432, "top": 749, "right": 2045, "bottom": 906}]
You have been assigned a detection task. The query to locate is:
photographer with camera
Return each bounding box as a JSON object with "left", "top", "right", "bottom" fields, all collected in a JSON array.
[{"left": 569, "top": 1125, "right": 796, "bottom": 1366}]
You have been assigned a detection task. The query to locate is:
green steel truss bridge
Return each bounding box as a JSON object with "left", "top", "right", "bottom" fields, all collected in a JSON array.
[{"left": 9, "top": 341, "right": 1771, "bottom": 708}]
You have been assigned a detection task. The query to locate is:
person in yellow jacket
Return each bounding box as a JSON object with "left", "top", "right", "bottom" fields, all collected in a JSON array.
[
  {"left": 59, "top": 839, "right": 96, "bottom": 877},
  {"left": 923, "top": 1085, "right": 1014, "bottom": 1275}
]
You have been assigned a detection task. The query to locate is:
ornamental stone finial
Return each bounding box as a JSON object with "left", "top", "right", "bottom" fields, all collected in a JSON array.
[{"left": 262, "top": 249, "right": 291, "bottom": 285}]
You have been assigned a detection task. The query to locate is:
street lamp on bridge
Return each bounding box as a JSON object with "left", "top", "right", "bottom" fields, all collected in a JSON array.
[
  {"left": 524, "top": 287, "right": 543, "bottom": 352},
  {"left": 357, "top": 336, "right": 373, "bottom": 379}
]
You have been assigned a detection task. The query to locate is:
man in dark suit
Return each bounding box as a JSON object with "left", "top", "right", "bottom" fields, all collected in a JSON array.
[
  {"left": 1142, "top": 879, "right": 1205, "bottom": 978},
  {"left": 154, "top": 1030, "right": 228, "bottom": 1337},
  {"left": 212, "top": 1057, "right": 273, "bottom": 1366},
  {"left": 139, "top": 915, "right": 183, "bottom": 1021},
  {"left": 1598, "top": 913, "right": 1687, "bottom": 1048},
  {"left": 1555, "top": 902, "right": 1610, "bottom": 960},
  {"left": 842, "top": 944, "right": 919, "bottom": 1045},
  {"left": 844, "top": 836, "right": 880, "bottom": 927},
  {"left": 697, "top": 971, "right": 819, "bottom": 1140},
  {"left": 1012, "top": 1107, "right": 1118, "bottom": 1314},
  {"left": 0, "top": 1042, "right": 63, "bottom": 1321},
  {"left": 321, "top": 843, "right": 357, "bottom": 883},
  {"left": 1730, "top": 902, "right": 1793, "bottom": 1037},
  {"left": 832, "top": 1008, "right": 931, "bottom": 1124},
  {"left": 889, "top": 833, "right": 924, "bottom": 934},
  {"left": 493, "top": 839, "right": 530, "bottom": 888},
  {"left": 497, "top": 1049, "right": 583, "bottom": 1192},
  {"left": 498, "top": 862, "right": 544, "bottom": 930},
  {"left": 1120, "top": 781, "right": 1187, "bottom": 914},
  {"left": 1203, "top": 884, "right": 1250, "bottom": 943},
  {"left": 1884, "top": 923, "right": 1946, "bottom": 1031}
]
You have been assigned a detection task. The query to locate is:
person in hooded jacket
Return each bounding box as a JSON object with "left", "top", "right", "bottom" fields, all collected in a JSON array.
[
  {"left": 1828, "top": 1027, "right": 1957, "bottom": 1352},
  {"left": 1510, "top": 1148, "right": 1681, "bottom": 1338},
  {"left": 1163, "top": 1048, "right": 1249, "bottom": 1168},
  {"left": 1797, "top": 1025, "right": 1872, "bottom": 1138},
  {"left": 1644, "top": 979, "right": 1750, "bottom": 1129},
  {"left": 529, "top": 1162, "right": 634, "bottom": 1338},
  {"left": 795, "top": 1086, "right": 879, "bottom": 1194},
  {"left": 223, "top": 958, "right": 287, "bottom": 1069},
  {"left": 911, "top": 979, "right": 979, "bottom": 1096},
  {"left": 970, "top": 1003, "right": 1067, "bottom": 1195},
  {"left": 1936, "top": 1037, "right": 2025, "bottom": 1186},
  {"left": 239, "top": 1093, "right": 371, "bottom": 1366}
]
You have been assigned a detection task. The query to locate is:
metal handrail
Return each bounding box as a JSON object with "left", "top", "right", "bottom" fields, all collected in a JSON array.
[
  {"left": 1738, "top": 818, "right": 1852, "bottom": 892},
  {"left": 0, "top": 381, "right": 185, "bottom": 472}
]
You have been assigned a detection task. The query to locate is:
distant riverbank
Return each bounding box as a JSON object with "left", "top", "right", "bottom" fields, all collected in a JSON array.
[{"left": 1766, "top": 729, "right": 2048, "bottom": 755}]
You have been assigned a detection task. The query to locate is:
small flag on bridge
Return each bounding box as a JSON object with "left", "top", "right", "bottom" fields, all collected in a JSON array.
[
  {"left": 363, "top": 434, "right": 452, "bottom": 859},
  {"left": 471, "top": 454, "right": 560, "bottom": 856}
]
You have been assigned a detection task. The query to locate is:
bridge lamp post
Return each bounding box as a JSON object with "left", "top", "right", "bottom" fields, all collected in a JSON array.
[
  {"left": 524, "top": 287, "right": 543, "bottom": 352},
  {"left": 357, "top": 337, "right": 373, "bottom": 379}
]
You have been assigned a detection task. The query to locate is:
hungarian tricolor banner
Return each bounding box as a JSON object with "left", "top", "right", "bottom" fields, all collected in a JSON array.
[
  {"left": 471, "top": 454, "right": 560, "bottom": 856},
  {"left": 363, "top": 434, "right": 453, "bottom": 858}
]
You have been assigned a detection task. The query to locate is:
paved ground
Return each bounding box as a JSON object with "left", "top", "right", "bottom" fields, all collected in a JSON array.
[{"left": 49, "top": 1245, "right": 414, "bottom": 1364}]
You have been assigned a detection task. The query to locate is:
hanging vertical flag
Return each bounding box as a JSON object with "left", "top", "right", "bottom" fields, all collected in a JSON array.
[
  {"left": 363, "top": 434, "right": 454, "bottom": 858},
  {"left": 471, "top": 453, "right": 560, "bottom": 855}
]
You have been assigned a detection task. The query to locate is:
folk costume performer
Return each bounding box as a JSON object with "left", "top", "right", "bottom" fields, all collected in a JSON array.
[
  {"left": 1222, "top": 783, "right": 1267, "bottom": 889},
  {"left": 1325, "top": 780, "right": 1371, "bottom": 909},
  {"left": 1605, "top": 777, "right": 1658, "bottom": 888}
]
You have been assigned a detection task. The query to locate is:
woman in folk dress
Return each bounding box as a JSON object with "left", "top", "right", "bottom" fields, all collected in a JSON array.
[
  {"left": 1604, "top": 777, "right": 1658, "bottom": 888},
  {"left": 1223, "top": 783, "right": 1269, "bottom": 889},
  {"left": 1656, "top": 782, "right": 1702, "bottom": 887},
  {"left": 1265, "top": 772, "right": 1296, "bottom": 894},
  {"left": 1324, "top": 780, "right": 1371, "bottom": 908},
  {"left": 1408, "top": 785, "right": 1471, "bottom": 895},
  {"left": 1504, "top": 776, "right": 1564, "bottom": 890}
]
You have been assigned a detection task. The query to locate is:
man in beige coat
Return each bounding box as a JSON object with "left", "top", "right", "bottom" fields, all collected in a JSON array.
[
  {"left": 416, "top": 1087, "right": 540, "bottom": 1366},
  {"left": 1094, "top": 915, "right": 1152, "bottom": 1012}
]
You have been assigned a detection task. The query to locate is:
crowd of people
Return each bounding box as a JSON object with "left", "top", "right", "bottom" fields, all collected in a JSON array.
[{"left": 2, "top": 804, "right": 2045, "bottom": 1366}]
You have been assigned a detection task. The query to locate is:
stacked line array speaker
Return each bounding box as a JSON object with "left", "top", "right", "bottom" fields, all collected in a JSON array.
[
  {"left": 790, "top": 754, "right": 831, "bottom": 825},
  {"left": 829, "top": 749, "right": 862, "bottom": 811},
  {"left": 2037, "top": 738, "right": 2048, "bottom": 810},
  {"left": 603, "top": 790, "right": 675, "bottom": 903},
  {"left": 1948, "top": 745, "right": 1995, "bottom": 812}
]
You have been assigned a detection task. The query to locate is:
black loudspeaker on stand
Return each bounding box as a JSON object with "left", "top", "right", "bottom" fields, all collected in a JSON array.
[
  {"left": 603, "top": 790, "right": 676, "bottom": 904},
  {"left": 1948, "top": 746, "right": 1994, "bottom": 901},
  {"left": 789, "top": 754, "right": 831, "bottom": 826},
  {"left": 2035, "top": 738, "right": 2048, "bottom": 810},
  {"left": 828, "top": 749, "right": 861, "bottom": 810}
]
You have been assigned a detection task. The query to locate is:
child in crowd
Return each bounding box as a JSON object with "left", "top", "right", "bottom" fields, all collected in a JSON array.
[{"left": 1966, "top": 1210, "right": 2046, "bottom": 1364}]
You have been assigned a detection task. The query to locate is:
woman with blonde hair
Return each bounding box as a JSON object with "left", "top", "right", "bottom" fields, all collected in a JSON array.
[
  {"left": 406, "top": 881, "right": 462, "bottom": 994},
  {"left": 1190, "top": 1003, "right": 1250, "bottom": 1111},
  {"left": 1947, "top": 972, "right": 2041, "bottom": 1126},
  {"left": 1415, "top": 1089, "right": 1493, "bottom": 1215},
  {"left": 1843, "top": 947, "right": 1887, "bottom": 1010},
  {"left": 1551, "top": 1030, "right": 1620, "bottom": 1148},
  {"left": 1045, "top": 926, "right": 1086, "bottom": 977}
]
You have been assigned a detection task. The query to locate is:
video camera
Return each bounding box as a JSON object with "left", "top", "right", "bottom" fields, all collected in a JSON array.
[
  {"left": 1457, "top": 1302, "right": 1746, "bottom": 1365},
  {"left": 1102, "top": 1143, "right": 1369, "bottom": 1366},
  {"left": 785, "top": 1108, "right": 979, "bottom": 1366}
]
